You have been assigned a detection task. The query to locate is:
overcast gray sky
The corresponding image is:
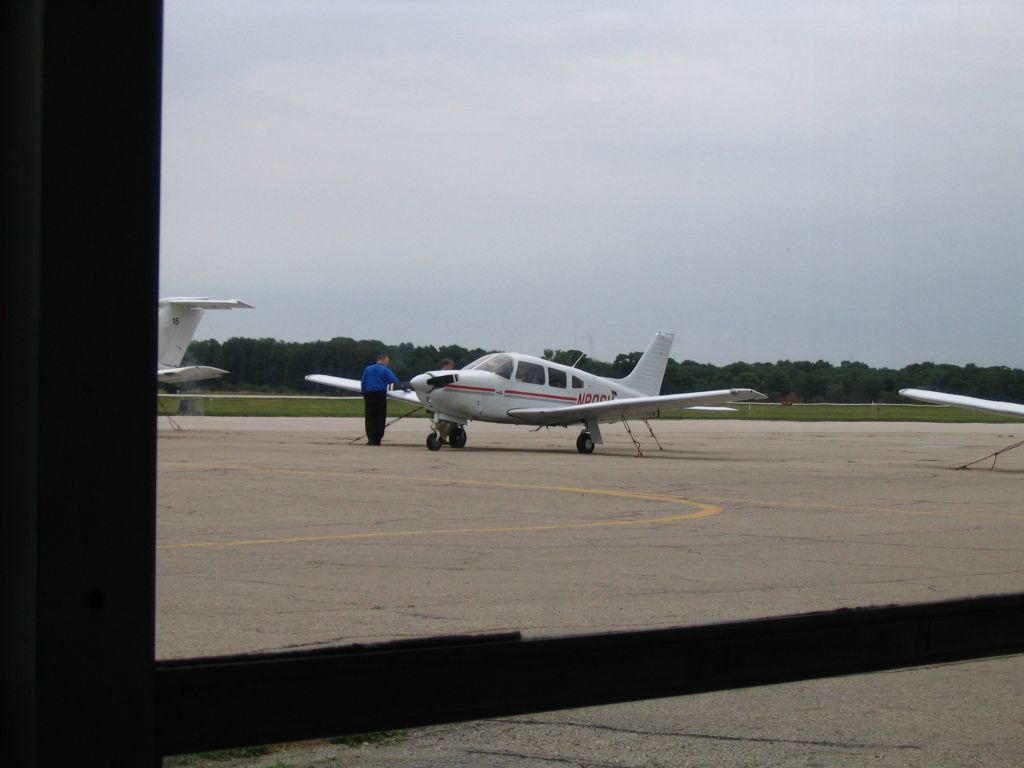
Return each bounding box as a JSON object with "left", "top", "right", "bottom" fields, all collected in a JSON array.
[{"left": 160, "top": 1, "right": 1024, "bottom": 368}]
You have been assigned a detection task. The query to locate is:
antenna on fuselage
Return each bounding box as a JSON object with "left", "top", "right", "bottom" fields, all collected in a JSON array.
[{"left": 572, "top": 353, "right": 586, "bottom": 368}]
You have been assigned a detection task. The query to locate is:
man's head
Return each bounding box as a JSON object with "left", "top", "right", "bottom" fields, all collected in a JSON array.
[
  {"left": 377, "top": 353, "right": 390, "bottom": 366},
  {"left": 440, "top": 358, "right": 454, "bottom": 370}
]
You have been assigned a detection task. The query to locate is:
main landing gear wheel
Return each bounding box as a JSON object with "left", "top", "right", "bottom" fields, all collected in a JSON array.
[
  {"left": 449, "top": 426, "right": 467, "bottom": 448},
  {"left": 426, "top": 432, "right": 442, "bottom": 451},
  {"left": 576, "top": 430, "right": 595, "bottom": 454}
]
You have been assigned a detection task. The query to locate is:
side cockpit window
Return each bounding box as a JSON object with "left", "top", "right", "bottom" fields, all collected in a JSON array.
[
  {"left": 548, "top": 368, "right": 567, "bottom": 388},
  {"left": 572, "top": 375, "right": 584, "bottom": 389},
  {"left": 515, "top": 361, "right": 546, "bottom": 385}
]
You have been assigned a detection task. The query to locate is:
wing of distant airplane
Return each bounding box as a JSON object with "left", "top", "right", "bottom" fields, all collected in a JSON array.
[
  {"left": 158, "top": 365, "right": 231, "bottom": 384},
  {"left": 899, "top": 388, "right": 1024, "bottom": 419},
  {"left": 305, "top": 374, "right": 421, "bottom": 406},
  {"left": 507, "top": 388, "right": 766, "bottom": 426}
]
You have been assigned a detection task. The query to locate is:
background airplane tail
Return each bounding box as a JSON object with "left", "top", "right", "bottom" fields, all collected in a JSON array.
[
  {"left": 615, "top": 331, "right": 674, "bottom": 396},
  {"left": 157, "top": 297, "right": 252, "bottom": 368}
]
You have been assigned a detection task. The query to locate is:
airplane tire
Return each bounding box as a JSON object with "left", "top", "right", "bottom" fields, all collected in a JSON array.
[
  {"left": 426, "top": 433, "right": 442, "bottom": 451},
  {"left": 450, "top": 427, "right": 467, "bottom": 449},
  {"left": 576, "top": 431, "right": 595, "bottom": 454}
]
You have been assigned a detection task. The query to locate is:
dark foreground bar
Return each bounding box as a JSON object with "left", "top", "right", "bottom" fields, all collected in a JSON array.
[{"left": 156, "top": 593, "right": 1024, "bottom": 756}]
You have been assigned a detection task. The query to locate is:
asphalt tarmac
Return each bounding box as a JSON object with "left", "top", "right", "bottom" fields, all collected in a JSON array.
[{"left": 157, "top": 416, "right": 1024, "bottom": 767}]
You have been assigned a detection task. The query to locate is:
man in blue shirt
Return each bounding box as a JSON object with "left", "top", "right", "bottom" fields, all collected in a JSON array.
[{"left": 360, "top": 353, "right": 400, "bottom": 445}]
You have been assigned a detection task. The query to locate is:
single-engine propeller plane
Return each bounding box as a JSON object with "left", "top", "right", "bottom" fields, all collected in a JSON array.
[
  {"left": 306, "top": 332, "right": 765, "bottom": 453},
  {"left": 157, "top": 296, "right": 253, "bottom": 383}
]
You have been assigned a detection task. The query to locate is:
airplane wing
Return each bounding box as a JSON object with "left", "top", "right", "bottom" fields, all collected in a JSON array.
[
  {"left": 899, "top": 388, "right": 1024, "bottom": 419},
  {"left": 305, "top": 374, "right": 422, "bottom": 406},
  {"left": 506, "top": 388, "right": 766, "bottom": 426},
  {"left": 157, "top": 365, "right": 230, "bottom": 384}
]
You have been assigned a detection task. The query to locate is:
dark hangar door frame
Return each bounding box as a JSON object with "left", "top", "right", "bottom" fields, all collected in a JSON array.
[
  {"left": 3, "top": 1, "right": 162, "bottom": 766},
  {"left": 3, "top": 2, "right": 1022, "bottom": 764}
]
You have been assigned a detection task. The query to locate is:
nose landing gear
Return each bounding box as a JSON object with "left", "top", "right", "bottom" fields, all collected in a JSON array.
[{"left": 426, "top": 421, "right": 467, "bottom": 451}]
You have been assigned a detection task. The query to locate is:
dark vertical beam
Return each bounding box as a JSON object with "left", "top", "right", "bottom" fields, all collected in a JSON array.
[
  {"left": 1, "top": 4, "right": 44, "bottom": 766},
  {"left": 2, "top": 2, "right": 163, "bottom": 765},
  {"left": 155, "top": 594, "right": 1024, "bottom": 756}
]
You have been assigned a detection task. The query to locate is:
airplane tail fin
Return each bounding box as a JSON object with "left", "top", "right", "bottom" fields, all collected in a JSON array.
[
  {"left": 157, "top": 297, "right": 252, "bottom": 368},
  {"left": 615, "top": 331, "right": 674, "bottom": 397}
]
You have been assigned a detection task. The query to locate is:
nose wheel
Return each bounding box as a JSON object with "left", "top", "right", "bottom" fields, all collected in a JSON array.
[
  {"left": 576, "top": 430, "right": 595, "bottom": 454},
  {"left": 426, "top": 424, "right": 467, "bottom": 451}
]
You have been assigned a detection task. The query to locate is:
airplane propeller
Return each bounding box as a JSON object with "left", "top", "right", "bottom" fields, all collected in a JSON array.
[
  {"left": 425, "top": 373, "right": 457, "bottom": 389},
  {"left": 411, "top": 372, "right": 457, "bottom": 394}
]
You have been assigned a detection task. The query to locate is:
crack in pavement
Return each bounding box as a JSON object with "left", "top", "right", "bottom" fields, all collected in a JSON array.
[
  {"left": 465, "top": 749, "right": 625, "bottom": 767},
  {"left": 490, "top": 717, "right": 921, "bottom": 751}
]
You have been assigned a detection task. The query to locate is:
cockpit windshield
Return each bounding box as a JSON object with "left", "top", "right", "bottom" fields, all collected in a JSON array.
[{"left": 463, "top": 353, "right": 514, "bottom": 379}]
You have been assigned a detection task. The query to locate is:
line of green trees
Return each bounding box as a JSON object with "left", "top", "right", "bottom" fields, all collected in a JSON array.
[{"left": 178, "top": 336, "right": 1024, "bottom": 405}]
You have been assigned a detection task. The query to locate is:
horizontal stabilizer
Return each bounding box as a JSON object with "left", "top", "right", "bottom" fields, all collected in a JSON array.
[{"left": 159, "top": 297, "right": 254, "bottom": 310}]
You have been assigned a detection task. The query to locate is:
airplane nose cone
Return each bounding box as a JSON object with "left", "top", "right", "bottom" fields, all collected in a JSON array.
[
  {"left": 410, "top": 373, "right": 432, "bottom": 395},
  {"left": 411, "top": 371, "right": 458, "bottom": 395}
]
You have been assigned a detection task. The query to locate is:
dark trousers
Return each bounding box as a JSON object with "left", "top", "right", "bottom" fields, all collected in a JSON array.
[{"left": 363, "top": 391, "right": 388, "bottom": 444}]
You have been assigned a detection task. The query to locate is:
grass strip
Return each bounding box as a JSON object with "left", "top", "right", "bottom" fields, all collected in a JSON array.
[{"left": 157, "top": 395, "right": 1018, "bottom": 423}]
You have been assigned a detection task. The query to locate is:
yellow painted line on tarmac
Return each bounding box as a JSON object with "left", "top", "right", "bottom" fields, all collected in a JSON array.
[
  {"left": 696, "top": 495, "right": 1023, "bottom": 521},
  {"left": 158, "top": 462, "right": 721, "bottom": 550}
]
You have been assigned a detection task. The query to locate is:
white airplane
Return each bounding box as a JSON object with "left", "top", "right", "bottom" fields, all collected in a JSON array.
[
  {"left": 899, "top": 388, "right": 1024, "bottom": 419},
  {"left": 306, "top": 332, "right": 766, "bottom": 453},
  {"left": 157, "top": 296, "right": 253, "bottom": 384}
]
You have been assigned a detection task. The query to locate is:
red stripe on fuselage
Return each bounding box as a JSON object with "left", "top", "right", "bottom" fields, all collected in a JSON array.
[
  {"left": 505, "top": 389, "right": 579, "bottom": 403},
  {"left": 445, "top": 383, "right": 496, "bottom": 394}
]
